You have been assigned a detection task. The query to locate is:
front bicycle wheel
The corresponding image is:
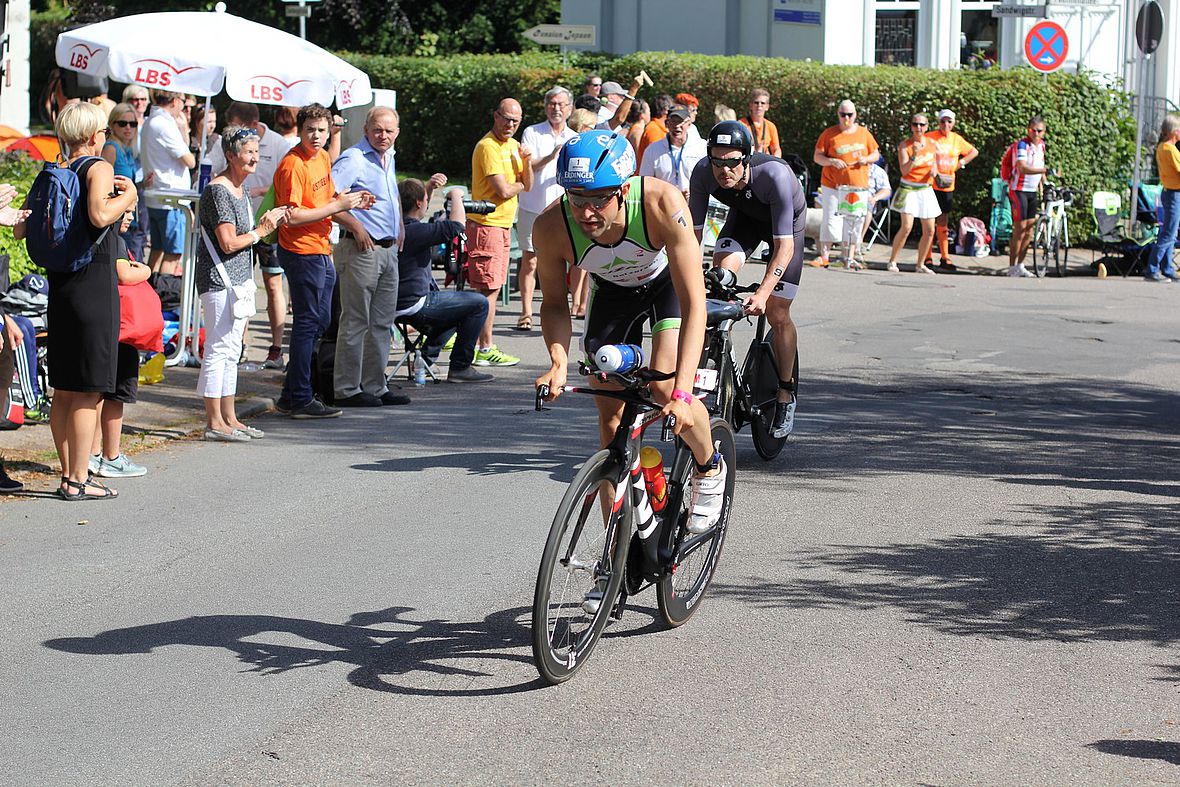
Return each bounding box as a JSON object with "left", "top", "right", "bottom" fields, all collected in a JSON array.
[
  {"left": 743, "top": 330, "right": 796, "bottom": 460},
  {"left": 1030, "top": 220, "right": 1050, "bottom": 278},
  {"left": 532, "top": 450, "right": 632, "bottom": 685},
  {"left": 657, "top": 418, "right": 737, "bottom": 627},
  {"left": 1055, "top": 231, "right": 1068, "bottom": 278}
]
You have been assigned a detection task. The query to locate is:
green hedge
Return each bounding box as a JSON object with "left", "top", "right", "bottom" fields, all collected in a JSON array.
[
  {"left": 0, "top": 152, "right": 43, "bottom": 283},
  {"left": 343, "top": 51, "right": 1134, "bottom": 236}
]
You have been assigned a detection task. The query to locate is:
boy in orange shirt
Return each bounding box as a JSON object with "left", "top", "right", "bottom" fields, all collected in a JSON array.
[{"left": 274, "top": 103, "right": 373, "bottom": 418}]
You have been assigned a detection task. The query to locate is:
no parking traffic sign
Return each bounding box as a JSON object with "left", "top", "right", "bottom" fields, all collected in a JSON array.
[{"left": 1024, "top": 20, "right": 1068, "bottom": 72}]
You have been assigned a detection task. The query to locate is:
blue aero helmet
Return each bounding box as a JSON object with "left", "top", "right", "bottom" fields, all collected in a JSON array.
[{"left": 556, "top": 130, "right": 635, "bottom": 191}]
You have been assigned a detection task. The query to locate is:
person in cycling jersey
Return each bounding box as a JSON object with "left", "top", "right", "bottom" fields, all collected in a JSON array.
[
  {"left": 533, "top": 130, "right": 725, "bottom": 536},
  {"left": 687, "top": 120, "right": 805, "bottom": 439}
]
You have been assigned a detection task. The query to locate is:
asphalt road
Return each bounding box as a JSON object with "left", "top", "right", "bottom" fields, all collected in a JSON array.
[{"left": 2, "top": 267, "right": 1178, "bottom": 785}]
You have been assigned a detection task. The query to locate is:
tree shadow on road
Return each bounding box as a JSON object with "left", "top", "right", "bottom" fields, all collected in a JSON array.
[
  {"left": 718, "top": 367, "right": 1180, "bottom": 684},
  {"left": 44, "top": 606, "right": 551, "bottom": 697}
]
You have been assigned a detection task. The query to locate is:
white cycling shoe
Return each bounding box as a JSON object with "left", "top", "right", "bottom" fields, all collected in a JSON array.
[
  {"left": 687, "top": 457, "right": 728, "bottom": 534},
  {"left": 771, "top": 396, "right": 796, "bottom": 439}
]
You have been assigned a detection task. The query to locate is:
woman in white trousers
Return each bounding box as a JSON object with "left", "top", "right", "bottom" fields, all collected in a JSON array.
[{"left": 195, "top": 126, "right": 289, "bottom": 441}]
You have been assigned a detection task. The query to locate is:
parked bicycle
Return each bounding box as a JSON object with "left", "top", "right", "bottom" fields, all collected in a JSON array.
[
  {"left": 1031, "top": 183, "right": 1080, "bottom": 278},
  {"left": 531, "top": 361, "right": 736, "bottom": 685},
  {"left": 699, "top": 269, "right": 799, "bottom": 460}
]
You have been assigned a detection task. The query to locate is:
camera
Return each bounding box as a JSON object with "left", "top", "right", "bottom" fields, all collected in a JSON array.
[{"left": 462, "top": 199, "right": 495, "bottom": 215}]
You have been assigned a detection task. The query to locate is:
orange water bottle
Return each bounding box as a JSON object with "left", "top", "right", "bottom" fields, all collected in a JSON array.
[{"left": 640, "top": 446, "right": 668, "bottom": 512}]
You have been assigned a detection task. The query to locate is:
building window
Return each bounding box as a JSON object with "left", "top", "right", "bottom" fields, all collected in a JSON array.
[
  {"left": 876, "top": 11, "right": 917, "bottom": 66},
  {"left": 961, "top": 9, "right": 999, "bottom": 69}
]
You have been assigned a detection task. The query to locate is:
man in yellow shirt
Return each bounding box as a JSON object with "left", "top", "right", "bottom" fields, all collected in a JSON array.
[{"left": 468, "top": 98, "right": 533, "bottom": 366}]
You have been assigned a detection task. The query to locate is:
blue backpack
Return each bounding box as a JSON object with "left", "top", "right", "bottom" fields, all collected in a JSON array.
[{"left": 25, "top": 156, "right": 109, "bottom": 273}]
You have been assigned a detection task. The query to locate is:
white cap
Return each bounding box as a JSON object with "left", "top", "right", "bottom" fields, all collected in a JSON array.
[{"left": 938, "top": 109, "right": 956, "bottom": 121}]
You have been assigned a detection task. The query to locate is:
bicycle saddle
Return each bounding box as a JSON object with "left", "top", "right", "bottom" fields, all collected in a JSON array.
[{"left": 706, "top": 299, "right": 745, "bottom": 327}]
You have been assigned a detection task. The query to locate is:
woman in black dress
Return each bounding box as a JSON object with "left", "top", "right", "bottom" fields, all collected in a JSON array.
[{"left": 14, "top": 102, "right": 139, "bottom": 500}]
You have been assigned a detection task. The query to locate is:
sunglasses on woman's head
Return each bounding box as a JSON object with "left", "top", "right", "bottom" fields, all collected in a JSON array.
[{"left": 228, "top": 128, "right": 259, "bottom": 143}]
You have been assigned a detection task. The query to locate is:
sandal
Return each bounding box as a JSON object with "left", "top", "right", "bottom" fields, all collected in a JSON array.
[
  {"left": 515, "top": 314, "right": 533, "bottom": 331},
  {"left": 886, "top": 262, "right": 900, "bottom": 273},
  {"left": 57, "top": 477, "right": 118, "bottom": 501}
]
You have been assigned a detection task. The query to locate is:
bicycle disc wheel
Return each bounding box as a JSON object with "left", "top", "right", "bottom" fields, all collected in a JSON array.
[
  {"left": 715, "top": 338, "right": 739, "bottom": 428},
  {"left": 532, "top": 450, "right": 632, "bottom": 684},
  {"left": 657, "top": 418, "right": 737, "bottom": 627},
  {"left": 744, "top": 331, "right": 795, "bottom": 460},
  {"left": 1030, "top": 221, "right": 1049, "bottom": 278}
]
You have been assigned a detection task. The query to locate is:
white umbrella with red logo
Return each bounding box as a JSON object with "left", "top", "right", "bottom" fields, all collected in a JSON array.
[{"left": 54, "top": 7, "right": 372, "bottom": 110}]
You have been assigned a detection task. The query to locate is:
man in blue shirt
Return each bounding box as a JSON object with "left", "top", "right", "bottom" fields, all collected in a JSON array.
[
  {"left": 330, "top": 107, "right": 410, "bottom": 406},
  {"left": 396, "top": 179, "right": 494, "bottom": 383}
]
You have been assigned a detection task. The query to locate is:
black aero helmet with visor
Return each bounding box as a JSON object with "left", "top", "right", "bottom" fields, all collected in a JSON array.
[{"left": 707, "top": 120, "right": 753, "bottom": 158}]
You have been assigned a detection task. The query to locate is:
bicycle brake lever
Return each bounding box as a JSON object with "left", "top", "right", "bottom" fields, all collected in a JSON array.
[
  {"left": 535, "top": 385, "right": 550, "bottom": 411},
  {"left": 661, "top": 414, "right": 676, "bottom": 442}
]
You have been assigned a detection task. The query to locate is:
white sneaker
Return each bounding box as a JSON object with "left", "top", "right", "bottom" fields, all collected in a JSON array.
[
  {"left": 687, "top": 456, "right": 727, "bottom": 534},
  {"left": 1007, "top": 264, "right": 1035, "bottom": 278},
  {"left": 771, "top": 397, "right": 796, "bottom": 439}
]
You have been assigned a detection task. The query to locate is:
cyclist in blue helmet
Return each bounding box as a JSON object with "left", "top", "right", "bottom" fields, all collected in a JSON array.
[{"left": 535, "top": 130, "right": 726, "bottom": 536}]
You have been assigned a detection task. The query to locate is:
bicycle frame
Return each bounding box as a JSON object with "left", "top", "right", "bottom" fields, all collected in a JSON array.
[
  {"left": 540, "top": 375, "right": 714, "bottom": 598},
  {"left": 704, "top": 306, "right": 774, "bottom": 428}
]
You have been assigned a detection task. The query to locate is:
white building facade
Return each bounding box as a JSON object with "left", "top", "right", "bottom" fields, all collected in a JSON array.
[{"left": 561, "top": 0, "right": 1175, "bottom": 108}]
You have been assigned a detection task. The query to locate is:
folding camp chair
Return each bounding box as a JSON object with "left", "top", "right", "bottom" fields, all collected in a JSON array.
[
  {"left": 1090, "top": 191, "right": 1154, "bottom": 277},
  {"left": 862, "top": 198, "right": 892, "bottom": 253}
]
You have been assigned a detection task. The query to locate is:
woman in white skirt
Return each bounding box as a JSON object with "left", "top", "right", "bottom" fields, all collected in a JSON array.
[
  {"left": 196, "top": 126, "right": 289, "bottom": 441},
  {"left": 886, "top": 114, "right": 941, "bottom": 274}
]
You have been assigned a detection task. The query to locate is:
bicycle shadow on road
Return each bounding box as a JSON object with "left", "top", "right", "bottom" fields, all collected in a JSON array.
[
  {"left": 1086, "top": 740, "right": 1180, "bottom": 766},
  {"left": 350, "top": 447, "right": 587, "bottom": 484},
  {"left": 43, "top": 605, "right": 552, "bottom": 697}
]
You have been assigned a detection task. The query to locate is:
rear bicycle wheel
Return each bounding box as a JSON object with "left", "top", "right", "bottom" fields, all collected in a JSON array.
[
  {"left": 532, "top": 450, "right": 632, "bottom": 685},
  {"left": 1030, "top": 220, "right": 1049, "bottom": 278},
  {"left": 657, "top": 418, "right": 737, "bottom": 627},
  {"left": 1055, "top": 230, "right": 1068, "bottom": 278},
  {"left": 743, "top": 330, "right": 796, "bottom": 460}
]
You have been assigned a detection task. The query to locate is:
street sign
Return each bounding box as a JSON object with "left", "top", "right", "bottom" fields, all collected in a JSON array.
[
  {"left": 992, "top": 4, "right": 1047, "bottom": 18},
  {"left": 1024, "top": 20, "right": 1068, "bottom": 72},
  {"left": 522, "top": 24, "right": 596, "bottom": 47},
  {"left": 1136, "top": 0, "right": 1164, "bottom": 54},
  {"left": 284, "top": 5, "right": 311, "bottom": 17}
]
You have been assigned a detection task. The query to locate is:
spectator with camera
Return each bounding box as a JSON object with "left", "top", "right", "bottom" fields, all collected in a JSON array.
[
  {"left": 517, "top": 86, "right": 576, "bottom": 332},
  {"left": 329, "top": 106, "right": 411, "bottom": 407},
  {"left": 141, "top": 89, "right": 194, "bottom": 276},
  {"left": 396, "top": 180, "right": 494, "bottom": 383},
  {"left": 467, "top": 98, "right": 532, "bottom": 367}
]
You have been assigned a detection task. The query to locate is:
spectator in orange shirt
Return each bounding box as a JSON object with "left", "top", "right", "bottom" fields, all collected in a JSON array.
[
  {"left": 636, "top": 94, "right": 673, "bottom": 165},
  {"left": 924, "top": 109, "right": 978, "bottom": 270},
  {"left": 273, "top": 103, "right": 374, "bottom": 419},
  {"left": 740, "top": 88, "right": 781, "bottom": 158},
  {"left": 812, "top": 100, "right": 879, "bottom": 266},
  {"left": 886, "top": 113, "right": 940, "bottom": 275}
]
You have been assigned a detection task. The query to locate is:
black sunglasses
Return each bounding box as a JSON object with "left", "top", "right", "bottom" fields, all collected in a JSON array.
[
  {"left": 112, "top": 120, "right": 138, "bottom": 128},
  {"left": 839, "top": 112, "right": 855, "bottom": 118},
  {"left": 911, "top": 122, "right": 928, "bottom": 127},
  {"left": 709, "top": 156, "right": 746, "bottom": 170}
]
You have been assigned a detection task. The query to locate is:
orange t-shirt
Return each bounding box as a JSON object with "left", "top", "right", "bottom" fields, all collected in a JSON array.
[
  {"left": 926, "top": 129, "right": 976, "bottom": 192},
  {"left": 898, "top": 136, "right": 937, "bottom": 185},
  {"left": 274, "top": 145, "right": 335, "bottom": 256},
  {"left": 740, "top": 117, "right": 780, "bottom": 156},
  {"left": 637, "top": 117, "right": 667, "bottom": 167},
  {"left": 815, "top": 125, "right": 878, "bottom": 189}
]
